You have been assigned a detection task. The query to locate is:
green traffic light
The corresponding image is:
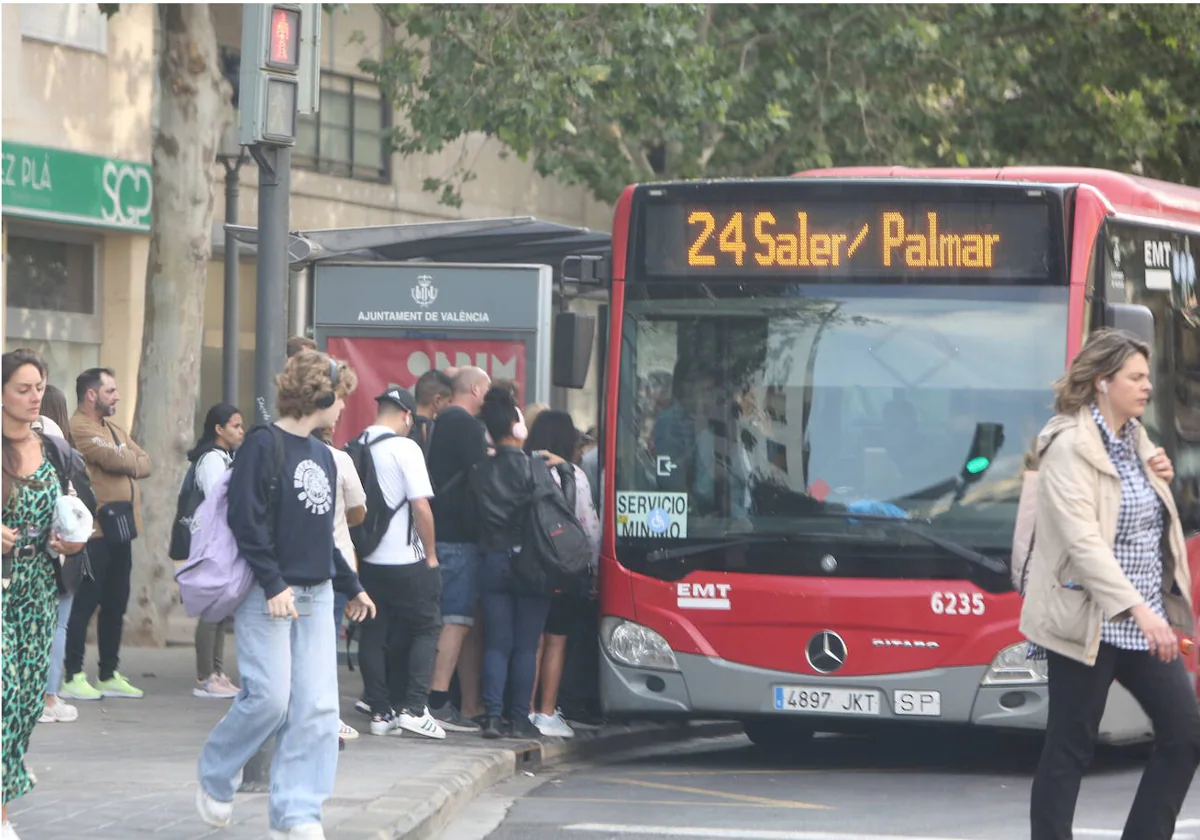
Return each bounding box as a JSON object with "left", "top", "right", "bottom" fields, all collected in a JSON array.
[{"left": 966, "top": 456, "right": 991, "bottom": 475}]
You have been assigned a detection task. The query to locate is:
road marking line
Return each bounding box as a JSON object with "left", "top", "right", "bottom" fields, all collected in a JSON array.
[
  {"left": 602, "top": 777, "right": 829, "bottom": 810},
  {"left": 1076, "top": 830, "right": 1194, "bottom": 839},
  {"left": 607, "top": 770, "right": 822, "bottom": 777},
  {"left": 545, "top": 797, "right": 801, "bottom": 809},
  {"left": 565, "top": 824, "right": 969, "bottom": 840}
]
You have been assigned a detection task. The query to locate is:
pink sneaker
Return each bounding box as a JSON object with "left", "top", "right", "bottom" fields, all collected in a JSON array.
[
  {"left": 194, "top": 675, "right": 238, "bottom": 699},
  {"left": 216, "top": 673, "right": 241, "bottom": 694}
]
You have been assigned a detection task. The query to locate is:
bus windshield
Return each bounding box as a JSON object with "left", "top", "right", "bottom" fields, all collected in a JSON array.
[{"left": 614, "top": 282, "right": 1068, "bottom": 558}]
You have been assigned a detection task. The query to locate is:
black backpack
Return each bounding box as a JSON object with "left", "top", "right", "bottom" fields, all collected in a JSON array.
[
  {"left": 168, "top": 462, "right": 204, "bottom": 561},
  {"left": 511, "top": 458, "right": 591, "bottom": 596},
  {"left": 344, "top": 431, "right": 412, "bottom": 560}
]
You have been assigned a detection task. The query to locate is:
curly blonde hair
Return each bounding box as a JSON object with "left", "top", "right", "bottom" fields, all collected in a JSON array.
[
  {"left": 275, "top": 350, "right": 358, "bottom": 419},
  {"left": 1052, "top": 328, "right": 1150, "bottom": 415}
]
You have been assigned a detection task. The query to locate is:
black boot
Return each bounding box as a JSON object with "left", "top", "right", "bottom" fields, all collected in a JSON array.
[
  {"left": 510, "top": 716, "right": 542, "bottom": 739},
  {"left": 481, "top": 715, "right": 505, "bottom": 740}
]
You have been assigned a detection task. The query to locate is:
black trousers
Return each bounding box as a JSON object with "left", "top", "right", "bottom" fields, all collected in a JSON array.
[
  {"left": 1031, "top": 643, "right": 1200, "bottom": 840},
  {"left": 64, "top": 538, "right": 133, "bottom": 681},
  {"left": 358, "top": 562, "right": 443, "bottom": 716},
  {"left": 558, "top": 597, "right": 602, "bottom": 717}
]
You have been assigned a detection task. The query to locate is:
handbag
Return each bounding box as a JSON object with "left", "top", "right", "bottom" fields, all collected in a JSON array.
[
  {"left": 97, "top": 424, "right": 138, "bottom": 545},
  {"left": 97, "top": 500, "right": 137, "bottom": 544}
]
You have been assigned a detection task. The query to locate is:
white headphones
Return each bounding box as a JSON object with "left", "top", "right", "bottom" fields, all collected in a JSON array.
[{"left": 1099, "top": 380, "right": 1109, "bottom": 395}]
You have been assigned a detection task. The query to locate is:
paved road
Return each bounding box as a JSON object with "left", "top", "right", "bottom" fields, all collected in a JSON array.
[{"left": 442, "top": 731, "right": 1200, "bottom": 840}]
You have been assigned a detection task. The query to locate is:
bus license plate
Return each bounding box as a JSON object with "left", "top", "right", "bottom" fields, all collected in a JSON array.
[
  {"left": 893, "top": 690, "right": 942, "bottom": 717},
  {"left": 774, "top": 685, "right": 881, "bottom": 716}
]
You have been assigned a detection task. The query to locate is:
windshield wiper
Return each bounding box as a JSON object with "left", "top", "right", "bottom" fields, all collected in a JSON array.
[
  {"left": 814, "top": 510, "right": 1008, "bottom": 577},
  {"left": 646, "top": 535, "right": 792, "bottom": 564}
]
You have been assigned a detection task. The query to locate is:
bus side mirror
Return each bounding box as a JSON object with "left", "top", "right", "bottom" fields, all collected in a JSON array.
[
  {"left": 1104, "top": 303, "right": 1155, "bottom": 346},
  {"left": 552, "top": 311, "right": 596, "bottom": 389}
]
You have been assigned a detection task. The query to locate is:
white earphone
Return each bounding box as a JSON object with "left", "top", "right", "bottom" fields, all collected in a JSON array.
[{"left": 1099, "top": 380, "right": 1109, "bottom": 395}]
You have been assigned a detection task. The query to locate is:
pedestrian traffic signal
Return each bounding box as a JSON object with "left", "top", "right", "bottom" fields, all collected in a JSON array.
[
  {"left": 266, "top": 5, "right": 300, "bottom": 72},
  {"left": 239, "top": 3, "right": 318, "bottom": 146}
]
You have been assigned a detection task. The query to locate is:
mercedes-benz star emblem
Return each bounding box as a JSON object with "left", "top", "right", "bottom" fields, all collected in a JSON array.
[{"left": 806, "top": 630, "right": 847, "bottom": 674}]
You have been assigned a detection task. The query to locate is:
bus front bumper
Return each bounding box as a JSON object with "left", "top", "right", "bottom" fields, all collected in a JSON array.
[{"left": 600, "top": 650, "right": 1050, "bottom": 732}]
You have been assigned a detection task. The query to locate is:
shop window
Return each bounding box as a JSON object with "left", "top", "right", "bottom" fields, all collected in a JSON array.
[
  {"left": 20, "top": 4, "right": 108, "bottom": 54},
  {"left": 294, "top": 70, "right": 390, "bottom": 183},
  {"left": 6, "top": 235, "right": 96, "bottom": 314}
]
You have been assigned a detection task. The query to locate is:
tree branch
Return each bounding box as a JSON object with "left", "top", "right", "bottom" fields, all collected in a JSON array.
[
  {"left": 606, "top": 121, "right": 655, "bottom": 177},
  {"left": 699, "top": 128, "right": 725, "bottom": 170},
  {"left": 697, "top": 4, "right": 716, "bottom": 46},
  {"left": 739, "top": 32, "right": 775, "bottom": 76}
]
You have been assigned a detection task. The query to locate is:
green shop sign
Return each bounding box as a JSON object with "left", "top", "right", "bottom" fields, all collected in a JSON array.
[{"left": 2, "top": 141, "right": 152, "bottom": 232}]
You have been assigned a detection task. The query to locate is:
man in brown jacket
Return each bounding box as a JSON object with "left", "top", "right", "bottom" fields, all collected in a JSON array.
[{"left": 60, "top": 367, "right": 152, "bottom": 701}]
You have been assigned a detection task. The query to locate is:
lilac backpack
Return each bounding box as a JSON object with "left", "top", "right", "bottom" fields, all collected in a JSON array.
[{"left": 175, "top": 425, "right": 284, "bottom": 622}]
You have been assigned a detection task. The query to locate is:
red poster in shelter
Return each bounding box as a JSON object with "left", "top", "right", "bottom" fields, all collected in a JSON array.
[{"left": 325, "top": 336, "right": 527, "bottom": 447}]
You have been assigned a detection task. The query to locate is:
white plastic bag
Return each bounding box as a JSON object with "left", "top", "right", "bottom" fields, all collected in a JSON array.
[{"left": 54, "top": 495, "right": 94, "bottom": 544}]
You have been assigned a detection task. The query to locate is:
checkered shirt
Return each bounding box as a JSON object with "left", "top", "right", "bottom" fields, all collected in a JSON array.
[{"left": 1026, "top": 405, "right": 1166, "bottom": 660}]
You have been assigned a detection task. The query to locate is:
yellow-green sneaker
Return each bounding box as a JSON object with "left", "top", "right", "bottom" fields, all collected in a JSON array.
[
  {"left": 96, "top": 672, "right": 144, "bottom": 699},
  {"left": 59, "top": 672, "right": 102, "bottom": 701}
]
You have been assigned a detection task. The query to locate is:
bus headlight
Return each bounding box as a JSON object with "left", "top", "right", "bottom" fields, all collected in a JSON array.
[
  {"left": 982, "top": 643, "right": 1049, "bottom": 685},
  {"left": 601, "top": 617, "right": 680, "bottom": 672}
]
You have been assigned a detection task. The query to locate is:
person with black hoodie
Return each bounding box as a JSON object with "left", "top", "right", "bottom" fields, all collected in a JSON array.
[
  {"left": 195, "top": 350, "right": 375, "bottom": 840},
  {"left": 470, "top": 386, "right": 566, "bottom": 739}
]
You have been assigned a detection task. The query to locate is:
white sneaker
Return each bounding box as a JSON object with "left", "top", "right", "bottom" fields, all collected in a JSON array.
[
  {"left": 268, "top": 823, "right": 326, "bottom": 839},
  {"left": 2, "top": 819, "right": 21, "bottom": 840},
  {"left": 369, "top": 711, "right": 398, "bottom": 737},
  {"left": 338, "top": 719, "right": 359, "bottom": 741},
  {"left": 39, "top": 699, "right": 79, "bottom": 723},
  {"left": 398, "top": 706, "right": 446, "bottom": 740},
  {"left": 531, "top": 711, "right": 576, "bottom": 739},
  {"left": 195, "top": 786, "right": 232, "bottom": 828}
]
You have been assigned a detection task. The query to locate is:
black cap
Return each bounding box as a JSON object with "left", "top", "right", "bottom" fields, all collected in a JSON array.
[{"left": 375, "top": 385, "right": 417, "bottom": 414}]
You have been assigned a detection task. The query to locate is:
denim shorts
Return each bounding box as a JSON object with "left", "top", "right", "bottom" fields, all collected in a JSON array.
[{"left": 436, "top": 542, "right": 482, "bottom": 626}]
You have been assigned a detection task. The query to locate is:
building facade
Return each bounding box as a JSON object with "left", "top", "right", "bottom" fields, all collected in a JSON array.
[{"left": 4, "top": 4, "right": 611, "bottom": 431}]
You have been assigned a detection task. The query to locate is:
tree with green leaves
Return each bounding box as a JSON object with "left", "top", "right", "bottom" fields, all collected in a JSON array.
[
  {"left": 98, "top": 3, "right": 230, "bottom": 644},
  {"left": 363, "top": 3, "right": 1200, "bottom": 207}
]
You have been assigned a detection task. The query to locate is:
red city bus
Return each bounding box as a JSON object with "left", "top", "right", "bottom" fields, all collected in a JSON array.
[{"left": 591, "top": 167, "right": 1200, "bottom": 748}]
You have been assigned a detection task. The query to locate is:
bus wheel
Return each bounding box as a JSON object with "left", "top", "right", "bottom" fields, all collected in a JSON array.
[{"left": 743, "top": 720, "right": 814, "bottom": 751}]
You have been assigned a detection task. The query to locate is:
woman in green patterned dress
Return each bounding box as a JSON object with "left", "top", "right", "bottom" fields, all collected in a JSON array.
[{"left": 2, "top": 350, "right": 85, "bottom": 840}]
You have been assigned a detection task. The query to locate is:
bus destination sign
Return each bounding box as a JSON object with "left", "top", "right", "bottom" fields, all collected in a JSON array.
[{"left": 640, "top": 198, "right": 1054, "bottom": 280}]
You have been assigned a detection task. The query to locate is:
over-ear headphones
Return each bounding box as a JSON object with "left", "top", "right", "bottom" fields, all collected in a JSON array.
[{"left": 315, "top": 357, "right": 340, "bottom": 409}]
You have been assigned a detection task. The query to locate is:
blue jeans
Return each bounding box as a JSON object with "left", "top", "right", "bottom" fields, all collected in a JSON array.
[
  {"left": 198, "top": 582, "right": 338, "bottom": 832},
  {"left": 333, "top": 591, "right": 347, "bottom": 650},
  {"left": 46, "top": 593, "right": 73, "bottom": 695},
  {"left": 479, "top": 551, "right": 551, "bottom": 720},
  {"left": 437, "top": 542, "right": 482, "bottom": 626}
]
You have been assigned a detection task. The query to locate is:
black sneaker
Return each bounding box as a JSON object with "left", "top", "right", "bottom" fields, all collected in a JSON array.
[
  {"left": 480, "top": 715, "right": 506, "bottom": 740},
  {"left": 509, "top": 716, "right": 542, "bottom": 740},
  {"left": 354, "top": 698, "right": 371, "bottom": 717},
  {"left": 429, "top": 701, "right": 482, "bottom": 733}
]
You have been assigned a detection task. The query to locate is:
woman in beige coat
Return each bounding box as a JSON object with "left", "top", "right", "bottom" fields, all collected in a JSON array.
[{"left": 1021, "top": 329, "right": 1199, "bottom": 840}]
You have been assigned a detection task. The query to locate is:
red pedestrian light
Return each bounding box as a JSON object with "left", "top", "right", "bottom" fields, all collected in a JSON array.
[{"left": 266, "top": 5, "right": 300, "bottom": 72}]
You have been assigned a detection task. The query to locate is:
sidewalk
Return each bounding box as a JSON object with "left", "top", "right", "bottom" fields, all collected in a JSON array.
[{"left": 9, "top": 643, "right": 737, "bottom": 840}]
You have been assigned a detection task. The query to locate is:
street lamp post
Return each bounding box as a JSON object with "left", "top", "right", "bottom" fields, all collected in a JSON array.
[{"left": 216, "top": 124, "right": 248, "bottom": 406}]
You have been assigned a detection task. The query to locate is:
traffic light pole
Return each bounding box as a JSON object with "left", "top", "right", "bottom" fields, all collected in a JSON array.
[
  {"left": 238, "top": 142, "right": 291, "bottom": 792},
  {"left": 249, "top": 143, "right": 291, "bottom": 426}
]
